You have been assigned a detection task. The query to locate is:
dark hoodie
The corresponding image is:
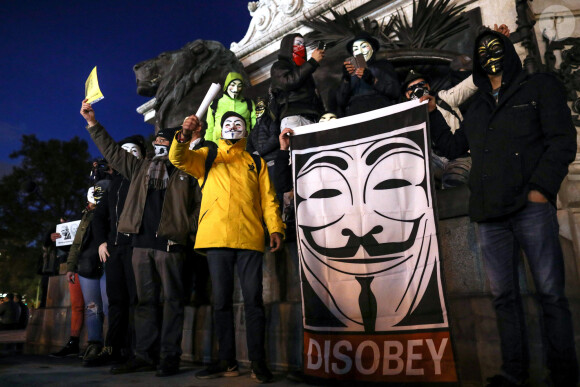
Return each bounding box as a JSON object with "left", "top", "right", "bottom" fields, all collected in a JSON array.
[
  {"left": 429, "top": 30, "right": 576, "bottom": 222},
  {"left": 270, "top": 33, "right": 323, "bottom": 120},
  {"left": 335, "top": 36, "right": 400, "bottom": 117}
]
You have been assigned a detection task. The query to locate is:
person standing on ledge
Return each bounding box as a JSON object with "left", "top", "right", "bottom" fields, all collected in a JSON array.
[{"left": 422, "top": 28, "right": 578, "bottom": 387}]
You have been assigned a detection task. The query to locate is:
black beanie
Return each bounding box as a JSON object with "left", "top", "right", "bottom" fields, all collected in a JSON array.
[
  {"left": 156, "top": 127, "right": 179, "bottom": 141},
  {"left": 118, "top": 134, "right": 146, "bottom": 156},
  {"left": 220, "top": 111, "right": 246, "bottom": 128}
]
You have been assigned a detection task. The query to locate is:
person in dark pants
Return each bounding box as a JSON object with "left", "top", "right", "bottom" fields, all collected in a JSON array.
[
  {"left": 84, "top": 135, "right": 145, "bottom": 367},
  {"left": 80, "top": 100, "right": 197, "bottom": 377},
  {"left": 423, "top": 28, "right": 578, "bottom": 387},
  {"left": 169, "top": 112, "right": 284, "bottom": 383}
]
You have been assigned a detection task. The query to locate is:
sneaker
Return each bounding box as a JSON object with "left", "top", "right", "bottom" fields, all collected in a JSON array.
[
  {"left": 110, "top": 357, "right": 156, "bottom": 375},
  {"left": 49, "top": 337, "right": 79, "bottom": 358},
  {"left": 486, "top": 375, "right": 529, "bottom": 387},
  {"left": 251, "top": 360, "right": 274, "bottom": 383},
  {"left": 83, "top": 346, "right": 116, "bottom": 367},
  {"left": 196, "top": 360, "right": 239, "bottom": 379},
  {"left": 156, "top": 356, "right": 180, "bottom": 377}
]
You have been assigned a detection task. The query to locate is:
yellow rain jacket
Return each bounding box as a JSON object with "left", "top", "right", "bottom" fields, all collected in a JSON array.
[{"left": 169, "top": 136, "right": 284, "bottom": 252}]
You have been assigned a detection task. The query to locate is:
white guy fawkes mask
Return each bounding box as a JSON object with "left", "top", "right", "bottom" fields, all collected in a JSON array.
[
  {"left": 319, "top": 113, "right": 337, "bottom": 122},
  {"left": 226, "top": 79, "right": 243, "bottom": 99},
  {"left": 352, "top": 39, "right": 374, "bottom": 62},
  {"left": 221, "top": 116, "right": 247, "bottom": 140},
  {"left": 121, "top": 143, "right": 142, "bottom": 159}
]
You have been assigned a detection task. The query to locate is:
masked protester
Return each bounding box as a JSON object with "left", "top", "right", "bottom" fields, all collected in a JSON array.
[
  {"left": 270, "top": 33, "right": 325, "bottom": 130},
  {"left": 403, "top": 70, "right": 472, "bottom": 189},
  {"left": 83, "top": 135, "right": 145, "bottom": 367},
  {"left": 80, "top": 100, "right": 197, "bottom": 377},
  {"left": 336, "top": 32, "right": 400, "bottom": 117},
  {"left": 66, "top": 182, "right": 109, "bottom": 365},
  {"left": 423, "top": 29, "right": 578, "bottom": 387},
  {"left": 246, "top": 97, "right": 283, "bottom": 203},
  {"left": 204, "top": 72, "right": 256, "bottom": 144},
  {"left": 169, "top": 112, "right": 284, "bottom": 383}
]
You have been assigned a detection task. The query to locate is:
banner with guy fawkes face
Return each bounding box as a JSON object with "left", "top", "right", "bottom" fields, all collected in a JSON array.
[{"left": 291, "top": 101, "right": 457, "bottom": 383}]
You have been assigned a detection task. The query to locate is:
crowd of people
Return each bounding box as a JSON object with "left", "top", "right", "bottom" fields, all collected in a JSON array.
[
  {"left": 40, "top": 23, "right": 577, "bottom": 387},
  {"left": 0, "top": 293, "right": 29, "bottom": 331}
]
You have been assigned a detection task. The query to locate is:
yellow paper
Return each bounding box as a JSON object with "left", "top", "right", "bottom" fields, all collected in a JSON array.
[{"left": 85, "top": 66, "right": 104, "bottom": 104}]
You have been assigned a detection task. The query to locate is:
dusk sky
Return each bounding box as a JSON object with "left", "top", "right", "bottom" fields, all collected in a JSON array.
[{"left": 0, "top": 1, "right": 252, "bottom": 174}]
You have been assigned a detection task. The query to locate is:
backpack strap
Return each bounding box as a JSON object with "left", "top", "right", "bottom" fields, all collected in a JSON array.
[
  {"left": 200, "top": 146, "right": 218, "bottom": 191},
  {"left": 436, "top": 98, "right": 461, "bottom": 121},
  {"left": 210, "top": 99, "right": 219, "bottom": 123},
  {"left": 250, "top": 153, "right": 262, "bottom": 175}
]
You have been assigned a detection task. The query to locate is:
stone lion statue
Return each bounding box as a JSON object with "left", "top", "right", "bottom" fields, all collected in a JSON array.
[{"left": 134, "top": 39, "right": 247, "bottom": 130}]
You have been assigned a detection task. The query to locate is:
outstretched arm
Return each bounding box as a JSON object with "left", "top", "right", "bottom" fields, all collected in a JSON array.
[{"left": 80, "top": 100, "right": 142, "bottom": 179}]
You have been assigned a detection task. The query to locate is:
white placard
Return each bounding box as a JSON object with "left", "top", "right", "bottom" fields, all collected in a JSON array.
[{"left": 55, "top": 220, "right": 81, "bottom": 247}]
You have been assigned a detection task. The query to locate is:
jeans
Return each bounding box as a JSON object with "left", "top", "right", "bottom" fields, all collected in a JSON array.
[
  {"left": 132, "top": 247, "right": 184, "bottom": 363},
  {"left": 280, "top": 115, "right": 315, "bottom": 132},
  {"left": 207, "top": 248, "right": 266, "bottom": 361},
  {"left": 78, "top": 273, "right": 108, "bottom": 343},
  {"left": 105, "top": 245, "right": 136, "bottom": 352},
  {"left": 478, "top": 201, "right": 578, "bottom": 384}
]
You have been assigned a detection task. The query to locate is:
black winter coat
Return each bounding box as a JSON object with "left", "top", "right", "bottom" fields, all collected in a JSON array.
[
  {"left": 270, "top": 33, "right": 323, "bottom": 120},
  {"left": 93, "top": 172, "right": 131, "bottom": 247},
  {"left": 430, "top": 30, "right": 577, "bottom": 222},
  {"left": 246, "top": 113, "right": 280, "bottom": 163},
  {"left": 336, "top": 57, "right": 400, "bottom": 117}
]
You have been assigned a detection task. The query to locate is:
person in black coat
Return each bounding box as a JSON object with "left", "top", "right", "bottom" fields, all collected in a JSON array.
[
  {"left": 87, "top": 135, "right": 145, "bottom": 367},
  {"left": 423, "top": 29, "right": 578, "bottom": 387},
  {"left": 246, "top": 97, "right": 282, "bottom": 203},
  {"left": 270, "top": 33, "right": 325, "bottom": 130},
  {"left": 336, "top": 32, "right": 400, "bottom": 117}
]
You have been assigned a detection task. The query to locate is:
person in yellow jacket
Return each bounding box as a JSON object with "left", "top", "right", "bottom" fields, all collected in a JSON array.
[
  {"left": 204, "top": 72, "right": 257, "bottom": 144},
  {"left": 169, "top": 111, "right": 283, "bottom": 383}
]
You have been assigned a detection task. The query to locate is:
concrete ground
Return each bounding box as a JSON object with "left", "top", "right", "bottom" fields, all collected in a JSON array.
[{"left": 0, "top": 354, "right": 313, "bottom": 387}]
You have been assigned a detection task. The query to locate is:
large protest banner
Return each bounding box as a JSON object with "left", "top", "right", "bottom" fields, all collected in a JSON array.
[{"left": 291, "top": 100, "right": 457, "bottom": 383}]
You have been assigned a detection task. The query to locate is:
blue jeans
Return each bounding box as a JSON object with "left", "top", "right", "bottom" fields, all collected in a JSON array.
[
  {"left": 78, "top": 273, "right": 108, "bottom": 343},
  {"left": 207, "top": 248, "right": 265, "bottom": 361},
  {"left": 478, "top": 201, "right": 578, "bottom": 384}
]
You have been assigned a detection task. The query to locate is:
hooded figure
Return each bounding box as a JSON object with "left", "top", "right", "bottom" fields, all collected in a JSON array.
[
  {"left": 204, "top": 72, "right": 256, "bottom": 144},
  {"left": 336, "top": 32, "right": 400, "bottom": 117},
  {"left": 270, "top": 33, "right": 324, "bottom": 128},
  {"left": 428, "top": 29, "right": 578, "bottom": 386}
]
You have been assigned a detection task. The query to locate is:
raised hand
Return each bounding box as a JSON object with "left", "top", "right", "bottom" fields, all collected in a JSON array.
[{"left": 80, "top": 99, "right": 97, "bottom": 127}]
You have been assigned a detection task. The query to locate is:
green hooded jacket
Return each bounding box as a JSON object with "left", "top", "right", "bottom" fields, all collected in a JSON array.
[{"left": 204, "top": 72, "right": 257, "bottom": 144}]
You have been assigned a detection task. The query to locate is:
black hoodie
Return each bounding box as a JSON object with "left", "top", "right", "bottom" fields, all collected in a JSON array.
[
  {"left": 270, "top": 33, "right": 323, "bottom": 120},
  {"left": 429, "top": 30, "right": 576, "bottom": 222}
]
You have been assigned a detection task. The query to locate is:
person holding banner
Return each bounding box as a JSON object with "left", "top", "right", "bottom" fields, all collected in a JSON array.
[
  {"left": 169, "top": 112, "right": 284, "bottom": 383},
  {"left": 423, "top": 28, "right": 578, "bottom": 387},
  {"left": 80, "top": 100, "right": 197, "bottom": 377}
]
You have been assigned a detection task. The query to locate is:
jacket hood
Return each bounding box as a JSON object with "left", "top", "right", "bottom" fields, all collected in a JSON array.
[
  {"left": 278, "top": 33, "right": 303, "bottom": 62},
  {"left": 472, "top": 30, "right": 522, "bottom": 92},
  {"left": 223, "top": 72, "right": 244, "bottom": 92}
]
